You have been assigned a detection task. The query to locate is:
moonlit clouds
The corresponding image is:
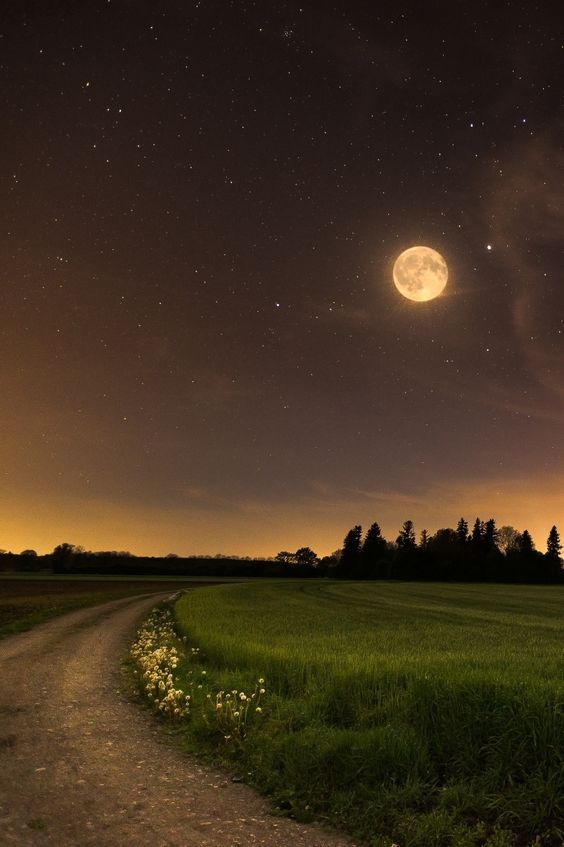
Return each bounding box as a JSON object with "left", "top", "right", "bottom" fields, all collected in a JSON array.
[{"left": 488, "top": 132, "right": 564, "bottom": 412}]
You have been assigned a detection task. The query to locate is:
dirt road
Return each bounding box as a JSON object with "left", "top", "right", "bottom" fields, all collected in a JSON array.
[{"left": 0, "top": 594, "right": 358, "bottom": 846}]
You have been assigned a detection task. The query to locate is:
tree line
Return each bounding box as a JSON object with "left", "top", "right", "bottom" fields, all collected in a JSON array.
[
  {"left": 0, "top": 546, "right": 316, "bottom": 578},
  {"left": 324, "top": 518, "right": 563, "bottom": 583},
  {"left": 1, "top": 518, "right": 562, "bottom": 583}
]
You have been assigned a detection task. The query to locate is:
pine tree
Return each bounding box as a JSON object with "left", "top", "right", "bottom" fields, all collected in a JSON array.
[
  {"left": 508, "top": 529, "right": 537, "bottom": 582},
  {"left": 517, "top": 529, "right": 534, "bottom": 556},
  {"left": 470, "top": 517, "right": 483, "bottom": 548},
  {"left": 396, "top": 520, "right": 416, "bottom": 550},
  {"left": 360, "top": 522, "right": 387, "bottom": 578},
  {"left": 420, "top": 528, "right": 428, "bottom": 548},
  {"left": 455, "top": 517, "right": 469, "bottom": 546},
  {"left": 544, "top": 526, "right": 562, "bottom": 582},
  {"left": 483, "top": 518, "right": 498, "bottom": 552},
  {"left": 337, "top": 525, "right": 362, "bottom": 577},
  {"left": 362, "top": 522, "right": 386, "bottom": 556},
  {"left": 546, "top": 526, "right": 562, "bottom": 560}
]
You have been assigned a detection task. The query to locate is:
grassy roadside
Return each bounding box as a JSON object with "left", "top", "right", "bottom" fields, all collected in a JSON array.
[{"left": 139, "top": 580, "right": 564, "bottom": 847}]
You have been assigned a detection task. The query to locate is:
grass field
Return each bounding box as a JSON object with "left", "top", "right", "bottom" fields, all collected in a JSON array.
[
  {"left": 0, "top": 574, "right": 222, "bottom": 638},
  {"left": 173, "top": 581, "right": 564, "bottom": 847}
]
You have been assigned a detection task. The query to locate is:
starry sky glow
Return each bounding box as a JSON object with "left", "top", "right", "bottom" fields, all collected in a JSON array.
[{"left": 2, "top": 1, "right": 563, "bottom": 556}]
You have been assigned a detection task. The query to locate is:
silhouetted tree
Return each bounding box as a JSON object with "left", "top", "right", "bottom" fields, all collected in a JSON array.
[
  {"left": 546, "top": 525, "right": 562, "bottom": 560},
  {"left": 545, "top": 526, "right": 562, "bottom": 581},
  {"left": 51, "top": 542, "right": 84, "bottom": 573},
  {"left": 360, "top": 522, "right": 388, "bottom": 578},
  {"left": 429, "top": 528, "right": 458, "bottom": 551},
  {"left": 275, "top": 551, "right": 295, "bottom": 565},
  {"left": 481, "top": 518, "right": 503, "bottom": 580},
  {"left": 319, "top": 549, "right": 341, "bottom": 576},
  {"left": 497, "top": 526, "right": 520, "bottom": 555},
  {"left": 391, "top": 520, "right": 417, "bottom": 579},
  {"left": 470, "top": 517, "right": 483, "bottom": 549},
  {"left": 483, "top": 518, "right": 498, "bottom": 552},
  {"left": 425, "top": 528, "right": 460, "bottom": 579},
  {"left": 456, "top": 517, "right": 469, "bottom": 546},
  {"left": 396, "top": 520, "right": 416, "bottom": 550},
  {"left": 517, "top": 529, "right": 534, "bottom": 556},
  {"left": 504, "top": 528, "right": 542, "bottom": 581},
  {"left": 18, "top": 549, "right": 40, "bottom": 572},
  {"left": 466, "top": 518, "right": 489, "bottom": 579},
  {"left": 336, "top": 525, "right": 362, "bottom": 578},
  {"left": 415, "top": 529, "right": 434, "bottom": 579},
  {"left": 294, "top": 547, "right": 319, "bottom": 567}
]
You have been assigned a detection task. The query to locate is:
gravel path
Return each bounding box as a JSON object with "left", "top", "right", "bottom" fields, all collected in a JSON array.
[{"left": 0, "top": 593, "right": 359, "bottom": 846}]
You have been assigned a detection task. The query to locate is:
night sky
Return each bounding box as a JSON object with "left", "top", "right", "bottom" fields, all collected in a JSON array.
[{"left": 2, "top": 1, "right": 563, "bottom": 557}]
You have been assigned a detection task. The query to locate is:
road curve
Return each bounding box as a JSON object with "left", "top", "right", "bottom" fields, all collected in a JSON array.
[{"left": 0, "top": 594, "right": 358, "bottom": 846}]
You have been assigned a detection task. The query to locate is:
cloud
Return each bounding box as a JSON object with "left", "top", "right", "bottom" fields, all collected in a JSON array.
[
  {"left": 488, "top": 130, "right": 564, "bottom": 414},
  {"left": 282, "top": 473, "right": 564, "bottom": 554}
]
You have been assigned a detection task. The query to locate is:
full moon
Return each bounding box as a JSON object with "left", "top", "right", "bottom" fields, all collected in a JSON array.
[{"left": 392, "top": 245, "right": 448, "bottom": 302}]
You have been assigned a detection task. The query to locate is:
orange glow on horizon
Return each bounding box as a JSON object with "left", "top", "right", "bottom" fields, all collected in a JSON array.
[{"left": 1, "top": 474, "right": 563, "bottom": 560}]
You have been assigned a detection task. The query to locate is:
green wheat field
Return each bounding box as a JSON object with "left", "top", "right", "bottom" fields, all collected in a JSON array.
[{"left": 174, "top": 581, "right": 564, "bottom": 847}]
